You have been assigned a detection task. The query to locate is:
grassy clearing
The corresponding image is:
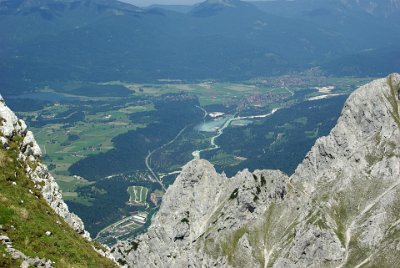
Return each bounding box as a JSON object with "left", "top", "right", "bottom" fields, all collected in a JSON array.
[
  {"left": 55, "top": 176, "right": 93, "bottom": 193},
  {"left": 127, "top": 186, "right": 148, "bottom": 204},
  {"left": 210, "top": 151, "right": 242, "bottom": 167},
  {"left": 386, "top": 75, "right": 400, "bottom": 129},
  {"left": 0, "top": 140, "right": 117, "bottom": 267},
  {"left": 220, "top": 226, "right": 249, "bottom": 264}
]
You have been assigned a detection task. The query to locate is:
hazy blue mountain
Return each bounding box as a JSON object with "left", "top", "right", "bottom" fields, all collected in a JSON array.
[
  {"left": 147, "top": 4, "right": 192, "bottom": 13},
  {"left": 324, "top": 46, "right": 400, "bottom": 76},
  {"left": 250, "top": 0, "right": 400, "bottom": 76},
  {"left": 252, "top": 0, "right": 400, "bottom": 48},
  {"left": 190, "top": 0, "right": 256, "bottom": 16},
  {"left": 252, "top": 0, "right": 400, "bottom": 18},
  {"left": 0, "top": 0, "right": 399, "bottom": 96},
  {"left": 341, "top": 0, "right": 400, "bottom": 17}
]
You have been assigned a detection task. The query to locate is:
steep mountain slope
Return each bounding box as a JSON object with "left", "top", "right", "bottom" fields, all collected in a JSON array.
[
  {"left": 0, "top": 96, "right": 117, "bottom": 267},
  {"left": 112, "top": 73, "right": 400, "bottom": 267}
]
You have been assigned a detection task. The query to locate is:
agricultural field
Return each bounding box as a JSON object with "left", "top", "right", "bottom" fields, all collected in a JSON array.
[
  {"left": 127, "top": 186, "right": 149, "bottom": 205},
  {"left": 104, "top": 80, "right": 290, "bottom": 107},
  {"left": 17, "top": 97, "right": 154, "bottom": 204}
]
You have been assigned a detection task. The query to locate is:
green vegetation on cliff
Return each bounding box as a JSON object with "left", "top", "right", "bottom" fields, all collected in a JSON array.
[
  {"left": 0, "top": 136, "right": 117, "bottom": 267},
  {"left": 386, "top": 75, "right": 400, "bottom": 128}
]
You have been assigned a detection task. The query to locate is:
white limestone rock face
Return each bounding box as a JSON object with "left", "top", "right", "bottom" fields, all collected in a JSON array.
[
  {"left": 113, "top": 74, "right": 400, "bottom": 267},
  {"left": 0, "top": 97, "right": 27, "bottom": 138},
  {"left": 22, "top": 131, "right": 42, "bottom": 157},
  {"left": 112, "top": 160, "right": 294, "bottom": 267},
  {"left": 0, "top": 97, "right": 90, "bottom": 240},
  {"left": 0, "top": 136, "right": 8, "bottom": 147}
]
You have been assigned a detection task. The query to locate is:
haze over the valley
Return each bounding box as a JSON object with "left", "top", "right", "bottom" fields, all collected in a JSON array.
[{"left": 1, "top": 0, "right": 400, "bottom": 266}]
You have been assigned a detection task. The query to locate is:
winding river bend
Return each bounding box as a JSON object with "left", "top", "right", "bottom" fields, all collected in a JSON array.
[
  {"left": 146, "top": 106, "right": 279, "bottom": 189},
  {"left": 192, "top": 108, "right": 279, "bottom": 159}
]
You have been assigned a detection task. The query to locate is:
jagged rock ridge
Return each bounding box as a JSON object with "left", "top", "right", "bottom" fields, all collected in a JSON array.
[{"left": 112, "top": 73, "right": 400, "bottom": 267}]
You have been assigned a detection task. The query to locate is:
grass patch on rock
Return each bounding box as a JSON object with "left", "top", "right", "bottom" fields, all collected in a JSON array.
[
  {"left": 386, "top": 75, "right": 400, "bottom": 129},
  {"left": 0, "top": 140, "right": 117, "bottom": 267}
]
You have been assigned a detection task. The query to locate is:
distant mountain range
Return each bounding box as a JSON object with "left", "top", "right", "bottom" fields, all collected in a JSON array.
[
  {"left": 0, "top": 0, "right": 399, "bottom": 94},
  {"left": 252, "top": 0, "right": 400, "bottom": 17}
]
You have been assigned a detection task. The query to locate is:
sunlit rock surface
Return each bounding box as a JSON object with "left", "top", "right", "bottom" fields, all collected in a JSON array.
[{"left": 113, "top": 74, "right": 400, "bottom": 267}]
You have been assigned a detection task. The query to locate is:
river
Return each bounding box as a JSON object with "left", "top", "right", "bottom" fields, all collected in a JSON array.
[{"left": 192, "top": 108, "right": 279, "bottom": 159}]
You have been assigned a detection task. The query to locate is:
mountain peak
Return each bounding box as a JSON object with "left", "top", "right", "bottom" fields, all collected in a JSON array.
[{"left": 112, "top": 74, "right": 400, "bottom": 267}]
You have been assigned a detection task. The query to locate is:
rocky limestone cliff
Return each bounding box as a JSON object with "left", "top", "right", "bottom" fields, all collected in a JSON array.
[
  {"left": 112, "top": 73, "right": 400, "bottom": 267},
  {"left": 0, "top": 95, "right": 119, "bottom": 267},
  {"left": 0, "top": 95, "right": 90, "bottom": 240}
]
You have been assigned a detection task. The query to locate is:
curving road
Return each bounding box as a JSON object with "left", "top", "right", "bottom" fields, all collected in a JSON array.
[
  {"left": 145, "top": 106, "right": 207, "bottom": 190},
  {"left": 145, "top": 125, "right": 190, "bottom": 191}
]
